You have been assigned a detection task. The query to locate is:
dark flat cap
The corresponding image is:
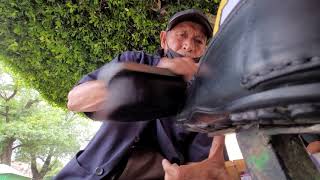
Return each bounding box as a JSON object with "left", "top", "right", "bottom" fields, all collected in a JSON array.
[{"left": 166, "top": 9, "right": 213, "bottom": 39}]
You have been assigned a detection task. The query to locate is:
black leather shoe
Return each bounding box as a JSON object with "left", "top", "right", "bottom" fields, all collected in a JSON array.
[
  {"left": 96, "top": 63, "right": 187, "bottom": 121},
  {"left": 177, "top": 0, "right": 320, "bottom": 132}
]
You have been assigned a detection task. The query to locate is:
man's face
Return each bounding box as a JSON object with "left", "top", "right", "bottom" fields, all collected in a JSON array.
[{"left": 160, "top": 21, "right": 207, "bottom": 59}]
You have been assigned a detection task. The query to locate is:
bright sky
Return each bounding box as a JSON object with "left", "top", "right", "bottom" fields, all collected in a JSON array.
[
  {"left": 0, "top": 72, "right": 13, "bottom": 85},
  {"left": 226, "top": 133, "right": 243, "bottom": 160}
]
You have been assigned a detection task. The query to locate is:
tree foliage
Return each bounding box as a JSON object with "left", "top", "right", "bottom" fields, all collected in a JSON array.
[
  {"left": 0, "top": 0, "right": 219, "bottom": 107},
  {"left": 0, "top": 64, "right": 94, "bottom": 179}
]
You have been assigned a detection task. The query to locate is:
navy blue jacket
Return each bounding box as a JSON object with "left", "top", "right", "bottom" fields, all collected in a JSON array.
[{"left": 55, "top": 51, "right": 212, "bottom": 180}]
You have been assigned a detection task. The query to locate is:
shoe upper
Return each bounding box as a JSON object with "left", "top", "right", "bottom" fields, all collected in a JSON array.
[{"left": 178, "top": 0, "right": 320, "bottom": 123}]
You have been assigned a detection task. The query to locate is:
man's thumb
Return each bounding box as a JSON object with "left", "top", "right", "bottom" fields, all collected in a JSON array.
[
  {"left": 209, "top": 136, "right": 225, "bottom": 160},
  {"left": 162, "top": 159, "right": 179, "bottom": 176}
]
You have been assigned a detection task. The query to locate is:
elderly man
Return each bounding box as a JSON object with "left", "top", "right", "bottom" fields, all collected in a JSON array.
[{"left": 55, "top": 9, "right": 230, "bottom": 180}]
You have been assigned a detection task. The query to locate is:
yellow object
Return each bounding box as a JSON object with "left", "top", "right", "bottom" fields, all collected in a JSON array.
[{"left": 213, "top": 0, "right": 228, "bottom": 35}]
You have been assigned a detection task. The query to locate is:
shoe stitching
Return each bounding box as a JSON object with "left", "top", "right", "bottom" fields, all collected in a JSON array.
[{"left": 242, "top": 56, "right": 320, "bottom": 88}]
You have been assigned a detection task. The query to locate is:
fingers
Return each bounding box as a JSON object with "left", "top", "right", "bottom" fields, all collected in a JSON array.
[
  {"left": 162, "top": 159, "right": 179, "bottom": 173},
  {"left": 180, "top": 57, "right": 198, "bottom": 72},
  {"left": 157, "top": 57, "right": 199, "bottom": 81},
  {"left": 213, "top": 135, "right": 225, "bottom": 145},
  {"left": 209, "top": 136, "right": 226, "bottom": 162},
  {"left": 162, "top": 159, "right": 171, "bottom": 171},
  {"left": 307, "top": 141, "right": 320, "bottom": 154},
  {"left": 162, "top": 159, "right": 180, "bottom": 180}
]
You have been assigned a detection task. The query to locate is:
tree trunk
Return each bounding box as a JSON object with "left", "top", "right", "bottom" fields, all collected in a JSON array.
[
  {"left": 31, "top": 150, "right": 54, "bottom": 180},
  {"left": 31, "top": 154, "right": 42, "bottom": 180},
  {"left": 32, "top": 174, "right": 43, "bottom": 180},
  {"left": 0, "top": 137, "right": 15, "bottom": 165}
]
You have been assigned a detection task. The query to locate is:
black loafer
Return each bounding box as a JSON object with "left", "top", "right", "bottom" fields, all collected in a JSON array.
[
  {"left": 178, "top": 0, "right": 320, "bottom": 132},
  {"left": 96, "top": 63, "right": 187, "bottom": 121}
]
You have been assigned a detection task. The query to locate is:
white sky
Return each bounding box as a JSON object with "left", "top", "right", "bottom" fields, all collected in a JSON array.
[
  {"left": 0, "top": 72, "right": 13, "bottom": 85},
  {"left": 226, "top": 133, "right": 243, "bottom": 160}
]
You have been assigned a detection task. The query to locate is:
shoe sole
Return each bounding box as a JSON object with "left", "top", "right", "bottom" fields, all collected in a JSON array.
[{"left": 180, "top": 83, "right": 320, "bottom": 133}]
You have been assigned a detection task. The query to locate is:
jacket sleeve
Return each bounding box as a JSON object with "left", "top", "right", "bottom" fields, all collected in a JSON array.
[{"left": 77, "top": 51, "right": 161, "bottom": 85}]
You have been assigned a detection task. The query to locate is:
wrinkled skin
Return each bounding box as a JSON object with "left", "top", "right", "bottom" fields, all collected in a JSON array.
[{"left": 157, "top": 21, "right": 207, "bottom": 81}]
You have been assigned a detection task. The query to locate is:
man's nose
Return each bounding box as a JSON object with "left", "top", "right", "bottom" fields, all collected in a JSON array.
[{"left": 182, "top": 39, "right": 195, "bottom": 52}]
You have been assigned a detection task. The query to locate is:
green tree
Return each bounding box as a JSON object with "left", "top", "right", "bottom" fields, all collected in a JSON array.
[
  {"left": 0, "top": 64, "right": 36, "bottom": 165},
  {"left": 0, "top": 65, "right": 93, "bottom": 180},
  {"left": 12, "top": 108, "right": 87, "bottom": 180},
  {"left": 0, "top": 0, "right": 219, "bottom": 107}
]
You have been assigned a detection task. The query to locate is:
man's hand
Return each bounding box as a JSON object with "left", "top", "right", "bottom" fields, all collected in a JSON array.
[
  {"left": 162, "top": 136, "right": 232, "bottom": 180},
  {"left": 307, "top": 141, "right": 320, "bottom": 154},
  {"left": 157, "top": 57, "right": 198, "bottom": 81},
  {"left": 162, "top": 159, "right": 230, "bottom": 180}
]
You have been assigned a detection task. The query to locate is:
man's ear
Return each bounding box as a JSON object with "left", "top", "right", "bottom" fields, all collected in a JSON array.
[{"left": 160, "top": 31, "right": 167, "bottom": 49}]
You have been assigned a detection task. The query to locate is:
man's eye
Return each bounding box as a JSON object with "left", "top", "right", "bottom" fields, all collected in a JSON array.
[
  {"left": 195, "top": 39, "right": 204, "bottom": 44},
  {"left": 177, "top": 33, "right": 186, "bottom": 38}
]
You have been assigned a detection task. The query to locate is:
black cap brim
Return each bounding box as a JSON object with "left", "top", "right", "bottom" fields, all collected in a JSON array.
[{"left": 166, "top": 9, "right": 213, "bottom": 39}]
